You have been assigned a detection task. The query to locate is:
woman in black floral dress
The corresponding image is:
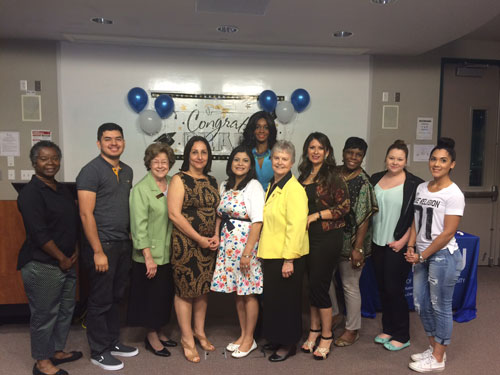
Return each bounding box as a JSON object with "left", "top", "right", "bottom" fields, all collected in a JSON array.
[{"left": 168, "top": 136, "right": 219, "bottom": 363}]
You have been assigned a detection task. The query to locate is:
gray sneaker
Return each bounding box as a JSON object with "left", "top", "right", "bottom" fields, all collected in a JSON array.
[
  {"left": 90, "top": 352, "right": 124, "bottom": 371},
  {"left": 110, "top": 342, "right": 139, "bottom": 357}
]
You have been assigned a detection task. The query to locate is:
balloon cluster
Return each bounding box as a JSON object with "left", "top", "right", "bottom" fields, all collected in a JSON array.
[
  {"left": 127, "top": 87, "right": 175, "bottom": 135},
  {"left": 257, "top": 88, "right": 310, "bottom": 124}
]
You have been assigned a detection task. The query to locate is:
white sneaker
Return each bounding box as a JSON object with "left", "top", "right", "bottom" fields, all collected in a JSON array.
[
  {"left": 226, "top": 342, "right": 240, "bottom": 352},
  {"left": 411, "top": 346, "right": 447, "bottom": 362},
  {"left": 409, "top": 355, "right": 445, "bottom": 373}
]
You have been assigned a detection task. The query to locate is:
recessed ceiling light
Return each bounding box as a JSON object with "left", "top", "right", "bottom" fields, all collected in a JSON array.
[
  {"left": 370, "top": 0, "right": 397, "bottom": 5},
  {"left": 217, "top": 25, "right": 239, "bottom": 33},
  {"left": 333, "top": 31, "right": 353, "bottom": 38},
  {"left": 91, "top": 17, "right": 113, "bottom": 25}
]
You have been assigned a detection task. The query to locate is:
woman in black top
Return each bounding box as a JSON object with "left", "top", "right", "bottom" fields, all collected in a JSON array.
[
  {"left": 370, "top": 140, "right": 423, "bottom": 350},
  {"left": 17, "top": 141, "right": 82, "bottom": 375}
]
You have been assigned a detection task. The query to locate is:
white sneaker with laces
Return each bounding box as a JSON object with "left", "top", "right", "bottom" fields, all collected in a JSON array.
[
  {"left": 409, "top": 355, "right": 445, "bottom": 373},
  {"left": 411, "top": 346, "right": 447, "bottom": 362}
]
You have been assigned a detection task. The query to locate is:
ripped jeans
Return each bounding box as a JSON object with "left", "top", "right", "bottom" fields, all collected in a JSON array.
[{"left": 413, "top": 248, "right": 463, "bottom": 346}]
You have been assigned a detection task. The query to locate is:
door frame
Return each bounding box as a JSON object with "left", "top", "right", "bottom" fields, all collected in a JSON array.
[{"left": 438, "top": 57, "right": 500, "bottom": 266}]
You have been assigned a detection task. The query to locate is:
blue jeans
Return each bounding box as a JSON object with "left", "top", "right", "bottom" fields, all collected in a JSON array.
[{"left": 413, "top": 249, "right": 463, "bottom": 345}]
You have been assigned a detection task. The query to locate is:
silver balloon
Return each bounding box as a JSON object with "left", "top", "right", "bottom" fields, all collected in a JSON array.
[
  {"left": 275, "top": 100, "right": 294, "bottom": 124},
  {"left": 138, "top": 109, "right": 162, "bottom": 135}
]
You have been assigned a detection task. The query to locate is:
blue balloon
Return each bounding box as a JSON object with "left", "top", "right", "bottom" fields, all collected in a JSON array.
[
  {"left": 291, "top": 88, "right": 310, "bottom": 113},
  {"left": 127, "top": 87, "right": 148, "bottom": 113},
  {"left": 258, "top": 90, "right": 278, "bottom": 113},
  {"left": 154, "top": 94, "right": 175, "bottom": 119}
]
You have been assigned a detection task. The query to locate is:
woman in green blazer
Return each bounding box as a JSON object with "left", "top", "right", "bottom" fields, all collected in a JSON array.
[{"left": 128, "top": 143, "right": 177, "bottom": 357}]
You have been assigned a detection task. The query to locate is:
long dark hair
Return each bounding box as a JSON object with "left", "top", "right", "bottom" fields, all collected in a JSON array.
[
  {"left": 240, "top": 111, "right": 277, "bottom": 150},
  {"left": 298, "top": 132, "right": 337, "bottom": 189},
  {"left": 225, "top": 145, "right": 257, "bottom": 191},
  {"left": 180, "top": 136, "right": 212, "bottom": 174}
]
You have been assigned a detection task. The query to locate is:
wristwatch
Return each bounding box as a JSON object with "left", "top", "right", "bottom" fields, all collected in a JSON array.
[{"left": 418, "top": 254, "right": 425, "bottom": 263}]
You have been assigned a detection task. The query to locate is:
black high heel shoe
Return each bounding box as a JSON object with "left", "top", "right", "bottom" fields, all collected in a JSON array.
[
  {"left": 160, "top": 338, "right": 178, "bottom": 347},
  {"left": 145, "top": 338, "right": 171, "bottom": 357},
  {"left": 269, "top": 345, "right": 297, "bottom": 362}
]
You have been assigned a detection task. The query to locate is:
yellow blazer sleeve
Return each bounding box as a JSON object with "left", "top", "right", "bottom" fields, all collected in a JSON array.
[{"left": 282, "top": 180, "right": 309, "bottom": 259}]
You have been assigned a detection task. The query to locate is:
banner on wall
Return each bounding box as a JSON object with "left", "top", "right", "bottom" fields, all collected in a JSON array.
[{"left": 151, "top": 92, "right": 284, "bottom": 159}]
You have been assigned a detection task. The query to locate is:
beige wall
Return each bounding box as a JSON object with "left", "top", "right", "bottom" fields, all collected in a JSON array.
[
  {"left": 366, "top": 38, "right": 500, "bottom": 179},
  {"left": 0, "top": 40, "right": 60, "bottom": 200}
]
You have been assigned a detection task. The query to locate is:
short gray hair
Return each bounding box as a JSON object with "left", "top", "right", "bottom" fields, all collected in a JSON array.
[{"left": 271, "top": 140, "right": 296, "bottom": 163}]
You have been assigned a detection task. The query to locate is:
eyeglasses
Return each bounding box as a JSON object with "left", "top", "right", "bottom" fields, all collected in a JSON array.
[{"left": 151, "top": 160, "right": 169, "bottom": 166}]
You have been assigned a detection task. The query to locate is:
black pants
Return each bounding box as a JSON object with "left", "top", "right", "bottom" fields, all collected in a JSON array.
[
  {"left": 84, "top": 240, "right": 132, "bottom": 356},
  {"left": 371, "top": 242, "right": 412, "bottom": 343},
  {"left": 307, "top": 228, "right": 343, "bottom": 308},
  {"left": 262, "top": 257, "right": 305, "bottom": 346}
]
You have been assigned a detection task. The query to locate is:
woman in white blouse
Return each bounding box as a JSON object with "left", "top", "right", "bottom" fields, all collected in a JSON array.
[{"left": 211, "top": 145, "right": 265, "bottom": 358}]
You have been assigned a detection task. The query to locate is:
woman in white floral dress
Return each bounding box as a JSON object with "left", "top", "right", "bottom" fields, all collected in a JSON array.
[{"left": 211, "top": 145, "right": 265, "bottom": 358}]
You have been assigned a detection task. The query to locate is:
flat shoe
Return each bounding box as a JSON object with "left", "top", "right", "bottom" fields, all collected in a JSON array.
[
  {"left": 33, "top": 364, "right": 68, "bottom": 375},
  {"left": 226, "top": 342, "right": 240, "bottom": 352},
  {"left": 374, "top": 335, "right": 392, "bottom": 345},
  {"left": 384, "top": 340, "right": 410, "bottom": 351},
  {"left": 50, "top": 351, "right": 83, "bottom": 366},
  {"left": 334, "top": 333, "right": 359, "bottom": 347},
  {"left": 193, "top": 333, "right": 215, "bottom": 351},
  {"left": 160, "top": 339, "right": 178, "bottom": 348},
  {"left": 232, "top": 340, "right": 257, "bottom": 358}
]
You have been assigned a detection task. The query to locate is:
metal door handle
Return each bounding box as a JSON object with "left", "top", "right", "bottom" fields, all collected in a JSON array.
[{"left": 463, "top": 185, "right": 498, "bottom": 201}]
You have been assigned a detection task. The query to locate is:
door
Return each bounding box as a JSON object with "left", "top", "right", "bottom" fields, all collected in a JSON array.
[{"left": 440, "top": 62, "right": 500, "bottom": 265}]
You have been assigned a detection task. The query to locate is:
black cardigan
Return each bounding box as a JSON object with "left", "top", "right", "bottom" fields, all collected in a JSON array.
[{"left": 370, "top": 170, "right": 424, "bottom": 242}]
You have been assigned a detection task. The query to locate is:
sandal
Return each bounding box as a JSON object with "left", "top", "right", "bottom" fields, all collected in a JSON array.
[
  {"left": 181, "top": 339, "right": 201, "bottom": 363},
  {"left": 301, "top": 328, "right": 321, "bottom": 353},
  {"left": 193, "top": 333, "right": 215, "bottom": 352},
  {"left": 313, "top": 335, "right": 334, "bottom": 360},
  {"left": 334, "top": 332, "right": 359, "bottom": 347}
]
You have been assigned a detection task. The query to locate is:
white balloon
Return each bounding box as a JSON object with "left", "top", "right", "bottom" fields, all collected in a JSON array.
[
  {"left": 275, "top": 101, "right": 294, "bottom": 124},
  {"left": 138, "top": 109, "right": 162, "bottom": 135}
]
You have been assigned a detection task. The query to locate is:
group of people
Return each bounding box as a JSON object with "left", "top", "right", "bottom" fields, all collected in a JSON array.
[{"left": 17, "top": 110, "right": 465, "bottom": 375}]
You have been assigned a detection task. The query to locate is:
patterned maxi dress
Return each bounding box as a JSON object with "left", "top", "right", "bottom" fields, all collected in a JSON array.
[
  {"left": 171, "top": 172, "right": 219, "bottom": 298},
  {"left": 211, "top": 186, "right": 263, "bottom": 295}
]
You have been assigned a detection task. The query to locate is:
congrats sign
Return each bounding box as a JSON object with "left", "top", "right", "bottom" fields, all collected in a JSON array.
[{"left": 151, "top": 92, "right": 283, "bottom": 159}]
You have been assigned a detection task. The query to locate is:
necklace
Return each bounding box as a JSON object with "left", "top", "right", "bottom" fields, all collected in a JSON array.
[
  {"left": 342, "top": 166, "right": 360, "bottom": 180},
  {"left": 253, "top": 148, "right": 270, "bottom": 159}
]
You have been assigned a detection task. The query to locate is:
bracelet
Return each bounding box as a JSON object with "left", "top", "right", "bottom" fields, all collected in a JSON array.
[
  {"left": 318, "top": 211, "right": 322, "bottom": 220},
  {"left": 284, "top": 259, "right": 294, "bottom": 264},
  {"left": 242, "top": 254, "right": 251, "bottom": 259},
  {"left": 355, "top": 248, "right": 364, "bottom": 254},
  {"left": 407, "top": 245, "right": 415, "bottom": 249}
]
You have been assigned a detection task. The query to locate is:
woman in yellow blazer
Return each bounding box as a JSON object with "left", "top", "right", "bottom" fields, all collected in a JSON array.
[
  {"left": 127, "top": 143, "right": 177, "bottom": 357},
  {"left": 258, "top": 140, "right": 309, "bottom": 362}
]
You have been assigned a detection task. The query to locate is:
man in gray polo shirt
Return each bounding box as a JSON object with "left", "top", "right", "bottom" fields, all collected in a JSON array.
[{"left": 76, "top": 123, "right": 137, "bottom": 371}]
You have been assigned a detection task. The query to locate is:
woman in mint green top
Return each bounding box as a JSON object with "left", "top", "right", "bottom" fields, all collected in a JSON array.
[
  {"left": 127, "top": 143, "right": 178, "bottom": 357},
  {"left": 370, "top": 140, "right": 423, "bottom": 351}
]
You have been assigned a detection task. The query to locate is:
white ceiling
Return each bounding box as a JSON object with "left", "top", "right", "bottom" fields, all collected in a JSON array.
[{"left": 2, "top": 0, "right": 500, "bottom": 55}]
